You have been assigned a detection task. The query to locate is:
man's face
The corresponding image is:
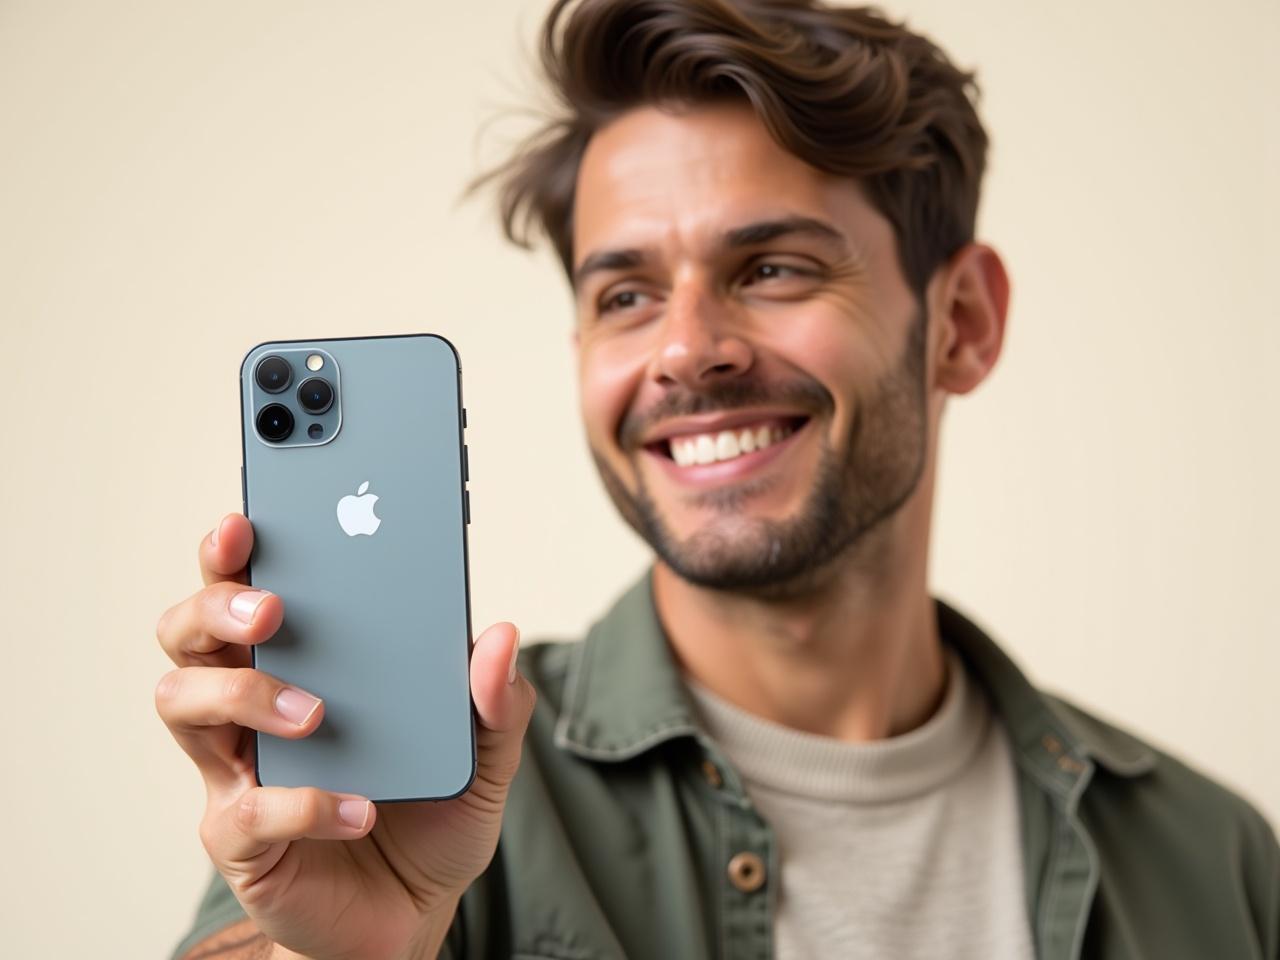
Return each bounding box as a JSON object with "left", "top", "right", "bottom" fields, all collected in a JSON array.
[{"left": 572, "top": 103, "right": 929, "bottom": 593}]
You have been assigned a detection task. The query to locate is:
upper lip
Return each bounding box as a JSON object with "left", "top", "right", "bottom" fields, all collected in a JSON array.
[{"left": 638, "top": 408, "right": 810, "bottom": 447}]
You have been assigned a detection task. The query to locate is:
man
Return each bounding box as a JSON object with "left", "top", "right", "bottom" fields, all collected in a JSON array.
[{"left": 158, "top": 1, "right": 1279, "bottom": 958}]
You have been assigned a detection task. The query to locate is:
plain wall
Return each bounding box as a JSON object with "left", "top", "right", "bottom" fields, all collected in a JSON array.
[{"left": 0, "top": 0, "right": 1275, "bottom": 955}]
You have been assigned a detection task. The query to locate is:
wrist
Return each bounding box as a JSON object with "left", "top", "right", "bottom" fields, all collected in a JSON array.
[
  {"left": 258, "top": 887, "right": 462, "bottom": 960},
  {"left": 402, "top": 889, "right": 464, "bottom": 960}
]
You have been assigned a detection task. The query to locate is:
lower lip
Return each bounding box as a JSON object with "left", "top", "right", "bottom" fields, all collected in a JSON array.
[{"left": 644, "top": 422, "right": 809, "bottom": 489}]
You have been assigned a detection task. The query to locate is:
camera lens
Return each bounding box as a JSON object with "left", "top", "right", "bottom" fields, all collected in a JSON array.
[
  {"left": 256, "top": 403, "right": 294, "bottom": 442},
  {"left": 297, "top": 377, "right": 335, "bottom": 414},
  {"left": 255, "top": 356, "right": 292, "bottom": 393}
]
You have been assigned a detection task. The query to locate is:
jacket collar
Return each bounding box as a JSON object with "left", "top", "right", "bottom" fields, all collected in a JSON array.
[
  {"left": 554, "top": 572, "right": 1155, "bottom": 787},
  {"left": 554, "top": 573, "right": 701, "bottom": 761},
  {"left": 936, "top": 599, "right": 1155, "bottom": 788}
]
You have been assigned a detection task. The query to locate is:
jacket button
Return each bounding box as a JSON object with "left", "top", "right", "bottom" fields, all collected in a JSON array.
[
  {"left": 727, "top": 852, "right": 766, "bottom": 893},
  {"left": 700, "top": 759, "right": 723, "bottom": 789}
]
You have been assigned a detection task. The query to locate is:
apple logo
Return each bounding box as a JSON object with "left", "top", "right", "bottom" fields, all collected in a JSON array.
[{"left": 336, "top": 480, "right": 381, "bottom": 536}]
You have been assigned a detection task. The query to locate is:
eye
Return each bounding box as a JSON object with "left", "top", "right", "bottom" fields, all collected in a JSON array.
[
  {"left": 741, "top": 261, "right": 806, "bottom": 286},
  {"left": 599, "top": 289, "right": 650, "bottom": 314}
]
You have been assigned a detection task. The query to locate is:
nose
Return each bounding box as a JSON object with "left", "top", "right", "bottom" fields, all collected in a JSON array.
[{"left": 649, "top": 283, "right": 754, "bottom": 389}]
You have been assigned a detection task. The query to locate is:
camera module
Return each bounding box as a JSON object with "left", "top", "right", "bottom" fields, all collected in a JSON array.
[
  {"left": 256, "top": 403, "right": 295, "bottom": 442},
  {"left": 255, "top": 355, "right": 293, "bottom": 394},
  {"left": 297, "top": 377, "right": 335, "bottom": 415}
]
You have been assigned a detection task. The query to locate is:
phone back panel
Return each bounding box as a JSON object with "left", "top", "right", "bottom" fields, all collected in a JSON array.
[{"left": 240, "top": 334, "right": 474, "bottom": 801}]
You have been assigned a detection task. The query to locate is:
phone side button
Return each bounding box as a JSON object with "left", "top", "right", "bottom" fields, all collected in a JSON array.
[
  {"left": 464, "top": 490, "right": 471, "bottom": 525},
  {"left": 240, "top": 466, "right": 247, "bottom": 511},
  {"left": 462, "top": 407, "right": 468, "bottom": 429},
  {"left": 463, "top": 445, "right": 470, "bottom": 482}
]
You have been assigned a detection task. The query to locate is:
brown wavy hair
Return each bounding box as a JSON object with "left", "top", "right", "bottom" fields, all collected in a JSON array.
[{"left": 475, "top": 0, "right": 988, "bottom": 299}]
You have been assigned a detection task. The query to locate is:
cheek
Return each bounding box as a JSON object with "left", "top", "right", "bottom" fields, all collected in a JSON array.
[
  {"left": 753, "top": 301, "right": 891, "bottom": 416},
  {"left": 578, "top": 332, "right": 650, "bottom": 449}
]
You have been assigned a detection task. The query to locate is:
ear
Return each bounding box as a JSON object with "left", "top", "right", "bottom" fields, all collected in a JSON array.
[{"left": 930, "top": 243, "right": 1010, "bottom": 396}]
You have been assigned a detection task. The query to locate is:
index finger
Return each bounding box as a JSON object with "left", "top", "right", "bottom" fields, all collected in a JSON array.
[{"left": 201, "top": 513, "right": 255, "bottom": 586}]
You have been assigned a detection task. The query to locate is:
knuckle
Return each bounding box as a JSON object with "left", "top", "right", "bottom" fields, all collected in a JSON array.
[
  {"left": 234, "top": 791, "right": 265, "bottom": 833},
  {"left": 293, "top": 787, "right": 325, "bottom": 826},
  {"left": 198, "top": 583, "right": 231, "bottom": 623},
  {"left": 486, "top": 758, "right": 521, "bottom": 789},
  {"left": 153, "top": 669, "right": 184, "bottom": 713},
  {"left": 155, "top": 606, "right": 174, "bottom": 646},
  {"left": 221, "top": 668, "right": 259, "bottom": 707}
]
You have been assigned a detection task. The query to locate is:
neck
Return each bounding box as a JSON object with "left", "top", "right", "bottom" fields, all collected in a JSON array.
[{"left": 653, "top": 475, "right": 945, "bottom": 743}]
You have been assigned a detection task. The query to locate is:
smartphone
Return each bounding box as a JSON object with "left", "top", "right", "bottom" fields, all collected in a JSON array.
[{"left": 239, "top": 334, "right": 475, "bottom": 802}]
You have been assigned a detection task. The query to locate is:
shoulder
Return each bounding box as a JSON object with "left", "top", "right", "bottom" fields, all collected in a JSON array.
[
  {"left": 1046, "top": 692, "right": 1279, "bottom": 906},
  {"left": 1036, "top": 695, "right": 1279, "bottom": 955},
  {"left": 1049, "top": 692, "right": 1272, "bottom": 828}
]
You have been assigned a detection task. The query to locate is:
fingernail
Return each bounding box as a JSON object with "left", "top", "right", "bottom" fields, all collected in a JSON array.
[
  {"left": 229, "top": 590, "right": 270, "bottom": 624},
  {"left": 210, "top": 518, "right": 222, "bottom": 548},
  {"left": 338, "top": 799, "right": 370, "bottom": 829},
  {"left": 275, "top": 686, "right": 322, "bottom": 725},
  {"left": 507, "top": 627, "right": 521, "bottom": 684}
]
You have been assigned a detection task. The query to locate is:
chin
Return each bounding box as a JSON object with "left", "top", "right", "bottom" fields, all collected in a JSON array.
[
  {"left": 648, "top": 507, "right": 829, "bottom": 593},
  {"left": 666, "top": 480, "right": 805, "bottom": 523},
  {"left": 669, "top": 510, "right": 780, "bottom": 546}
]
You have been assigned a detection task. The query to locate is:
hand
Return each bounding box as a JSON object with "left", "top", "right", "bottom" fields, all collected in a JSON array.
[{"left": 156, "top": 513, "right": 535, "bottom": 960}]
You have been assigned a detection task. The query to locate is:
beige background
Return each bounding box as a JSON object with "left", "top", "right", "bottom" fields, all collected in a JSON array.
[{"left": 0, "top": 0, "right": 1276, "bottom": 955}]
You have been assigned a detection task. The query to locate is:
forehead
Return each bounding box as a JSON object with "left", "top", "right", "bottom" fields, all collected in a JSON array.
[{"left": 572, "top": 102, "right": 869, "bottom": 264}]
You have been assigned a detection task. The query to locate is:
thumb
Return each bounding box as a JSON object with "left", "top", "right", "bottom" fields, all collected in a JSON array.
[{"left": 468, "top": 621, "right": 536, "bottom": 795}]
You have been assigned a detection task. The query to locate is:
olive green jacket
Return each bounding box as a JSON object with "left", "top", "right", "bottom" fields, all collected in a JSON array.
[{"left": 176, "top": 576, "right": 1280, "bottom": 959}]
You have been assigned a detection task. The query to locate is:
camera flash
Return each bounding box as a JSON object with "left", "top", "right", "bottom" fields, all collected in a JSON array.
[{"left": 306, "top": 353, "right": 324, "bottom": 371}]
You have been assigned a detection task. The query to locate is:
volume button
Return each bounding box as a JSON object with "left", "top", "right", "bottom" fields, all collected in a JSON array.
[
  {"left": 463, "top": 445, "right": 470, "bottom": 482},
  {"left": 240, "top": 466, "right": 247, "bottom": 511},
  {"left": 464, "top": 490, "right": 471, "bottom": 525}
]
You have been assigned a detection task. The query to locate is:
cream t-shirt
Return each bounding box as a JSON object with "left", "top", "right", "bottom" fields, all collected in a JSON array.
[{"left": 685, "top": 649, "right": 1036, "bottom": 960}]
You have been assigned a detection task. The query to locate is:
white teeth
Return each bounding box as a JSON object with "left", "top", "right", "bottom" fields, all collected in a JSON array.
[
  {"left": 715, "top": 431, "right": 739, "bottom": 460},
  {"left": 695, "top": 435, "right": 717, "bottom": 465},
  {"left": 667, "top": 421, "right": 799, "bottom": 466}
]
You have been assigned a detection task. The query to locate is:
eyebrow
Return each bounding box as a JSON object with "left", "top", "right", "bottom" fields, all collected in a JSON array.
[{"left": 572, "top": 215, "right": 850, "bottom": 289}]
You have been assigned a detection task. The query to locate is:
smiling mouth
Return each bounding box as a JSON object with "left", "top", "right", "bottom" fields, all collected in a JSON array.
[{"left": 648, "top": 415, "right": 810, "bottom": 467}]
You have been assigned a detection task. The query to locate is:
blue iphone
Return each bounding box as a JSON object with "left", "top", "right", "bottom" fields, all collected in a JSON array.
[{"left": 239, "top": 334, "right": 475, "bottom": 802}]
